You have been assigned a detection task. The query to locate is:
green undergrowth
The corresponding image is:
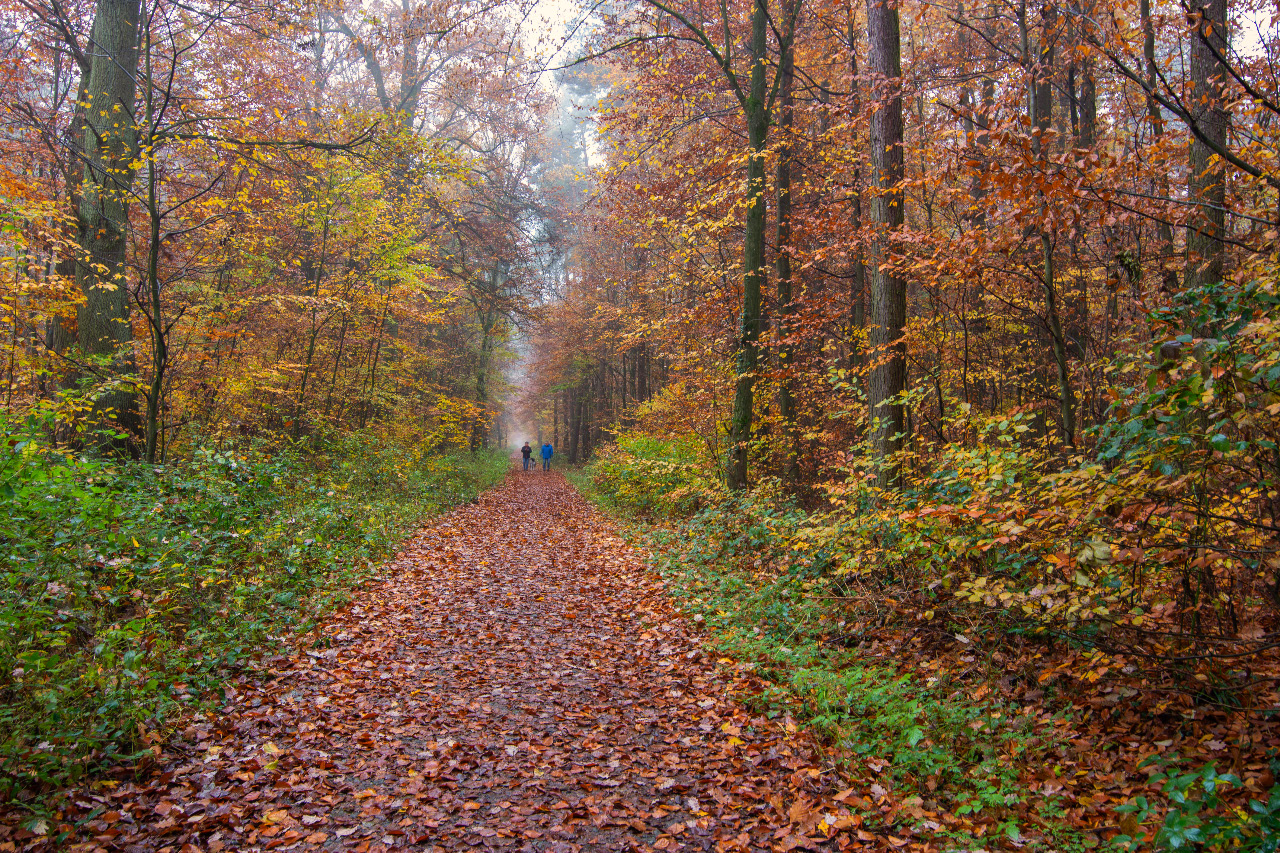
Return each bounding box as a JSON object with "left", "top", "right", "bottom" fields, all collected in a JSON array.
[
  {"left": 565, "top": 432, "right": 724, "bottom": 520},
  {"left": 1, "top": 418, "right": 505, "bottom": 798}
]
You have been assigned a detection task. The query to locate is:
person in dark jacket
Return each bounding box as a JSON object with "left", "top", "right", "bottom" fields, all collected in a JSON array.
[
  {"left": 521, "top": 441, "right": 533, "bottom": 471},
  {"left": 540, "top": 442, "right": 553, "bottom": 471}
]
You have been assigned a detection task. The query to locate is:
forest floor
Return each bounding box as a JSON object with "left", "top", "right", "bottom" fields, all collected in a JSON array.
[{"left": 6, "top": 471, "right": 870, "bottom": 852}]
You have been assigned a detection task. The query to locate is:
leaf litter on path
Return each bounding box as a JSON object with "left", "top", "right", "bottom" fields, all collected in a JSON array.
[{"left": 6, "top": 472, "right": 872, "bottom": 852}]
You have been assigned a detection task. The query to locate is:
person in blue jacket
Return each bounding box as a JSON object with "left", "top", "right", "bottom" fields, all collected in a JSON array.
[{"left": 540, "top": 442, "right": 553, "bottom": 471}]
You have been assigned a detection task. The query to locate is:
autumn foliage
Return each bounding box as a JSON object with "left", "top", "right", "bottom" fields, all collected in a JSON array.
[
  {"left": 2, "top": 0, "right": 559, "bottom": 454},
  {"left": 6, "top": 0, "right": 1280, "bottom": 845},
  {"left": 530, "top": 0, "right": 1280, "bottom": 670}
]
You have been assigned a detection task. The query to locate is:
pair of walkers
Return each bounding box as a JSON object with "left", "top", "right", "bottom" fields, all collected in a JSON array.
[{"left": 520, "top": 441, "right": 553, "bottom": 471}]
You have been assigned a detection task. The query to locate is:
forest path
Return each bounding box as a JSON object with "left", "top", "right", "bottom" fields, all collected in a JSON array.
[{"left": 61, "top": 470, "right": 862, "bottom": 852}]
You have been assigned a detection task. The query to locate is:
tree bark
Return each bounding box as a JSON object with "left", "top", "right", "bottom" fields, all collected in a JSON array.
[
  {"left": 865, "top": 0, "right": 907, "bottom": 487},
  {"left": 76, "top": 0, "right": 143, "bottom": 450},
  {"left": 1140, "top": 0, "right": 1178, "bottom": 293},
  {"left": 1185, "top": 0, "right": 1229, "bottom": 293},
  {"left": 776, "top": 12, "right": 800, "bottom": 487},
  {"left": 726, "top": 0, "right": 771, "bottom": 490},
  {"left": 568, "top": 385, "right": 584, "bottom": 464},
  {"left": 143, "top": 119, "right": 165, "bottom": 463},
  {"left": 47, "top": 24, "right": 94, "bottom": 384},
  {"left": 1026, "top": 1, "right": 1076, "bottom": 446}
]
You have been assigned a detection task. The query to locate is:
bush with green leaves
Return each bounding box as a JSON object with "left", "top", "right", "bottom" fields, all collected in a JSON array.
[
  {"left": 580, "top": 432, "right": 723, "bottom": 518},
  {"left": 1115, "top": 758, "right": 1280, "bottom": 851},
  {"left": 0, "top": 417, "right": 505, "bottom": 794}
]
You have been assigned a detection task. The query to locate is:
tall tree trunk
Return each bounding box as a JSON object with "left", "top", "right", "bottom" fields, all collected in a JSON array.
[
  {"left": 143, "top": 108, "right": 165, "bottom": 464},
  {"left": 726, "top": 0, "right": 770, "bottom": 490},
  {"left": 295, "top": 215, "right": 332, "bottom": 434},
  {"left": 959, "top": 3, "right": 993, "bottom": 405},
  {"left": 776, "top": 13, "right": 800, "bottom": 487},
  {"left": 614, "top": 348, "right": 624, "bottom": 409},
  {"left": 1141, "top": 0, "right": 1178, "bottom": 292},
  {"left": 365, "top": 292, "right": 392, "bottom": 429},
  {"left": 323, "top": 311, "right": 349, "bottom": 420},
  {"left": 865, "top": 0, "right": 907, "bottom": 487},
  {"left": 1064, "top": 1, "right": 1095, "bottom": 364},
  {"left": 568, "top": 386, "right": 582, "bottom": 464},
  {"left": 639, "top": 345, "right": 649, "bottom": 402},
  {"left": 47, "top": 31, "right": 94, "bottom": 389},
  {"left": 472, "top": 313, "right": 495, "bottom": 451},
  {"left": 1078, "top": 58, "right": 1096, "bottom": 148},
  {"left": 958, "top": 0, "right": 991, "bottom": 231},
  {"left": 1185, "top": 0, "right": 1229, "bottom": 294},
  {"left": 582, "top": 376, "right": 595, "bottom": 460},
  {"left": 76, "top": 0, "right": 143, "bottom": 450}
]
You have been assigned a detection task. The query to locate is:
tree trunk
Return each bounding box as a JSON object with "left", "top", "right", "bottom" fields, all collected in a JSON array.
[
  {"left": 958, "top": 0, "right": 992, "bottom": 230},
  {"left": 776, "top": 14, "right": 800, "bottom": 487},
  {"left": 1065, "top": 2, "right": 1095, "bottom": 364},
  {"left": 865, "top": 0, "right": 907, "bottom": 487},
  {"left": 1141, "top": 0, "right": 1178, "bottom": 293},
  {"left": 323, "top": 311, "right": 349, "bottom": 421},
  {"left": 143, "top": 119, "right": 165, "bottom": 463},
  {"left": 46, "top": 34, "right": 93, "bottom": 392},
  {"left": 76, "top": 0, "right": 143, "bottom": 450},
  {"left": 568, "top": 386, "right": 583, "bottom": 464},
  {"left": 472, "top": 314, "right": 495, "bottom": 451},
  {"left": 1185, "top": 0, "right": 1228, "bottom": 293},
  {"left": 582, "top": 376, "right": 594, "bottom": 460},
  {"left": 726, "top": 0, "right": 770, "bottom": 490},
  {"left": 295, "top": 215, "right": 331, "bottom": 434},
  {"left": 639, "top": 345, "right": 649, "bottom": 402}
]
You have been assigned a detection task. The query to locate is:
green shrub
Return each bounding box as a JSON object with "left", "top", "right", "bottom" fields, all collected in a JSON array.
[
  {"left": 578, "top": 432, "right": 723, "bottom": 518},
  {"left": 1115, "top": 758, "right": 1280, "bottom": 851}
]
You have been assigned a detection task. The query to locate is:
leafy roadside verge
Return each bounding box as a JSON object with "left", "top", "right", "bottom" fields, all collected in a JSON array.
[
  {"left": 1, "top": 420, "right": 506, "bottom": 802},
  {"left": 568, "top": 440, "right": 1280, "bottom": 852}
]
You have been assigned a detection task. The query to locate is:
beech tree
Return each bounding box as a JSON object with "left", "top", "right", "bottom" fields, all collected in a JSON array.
[
  {"left": 590, "top": 0, "right": 802, "bottom": 487},
  {"left": 864, "top": 0, "right": 906, "bottom": 483},
  {"left": 74, "top": 0, "right": 143, "bottom": 445},
  {"left": 1184, "top": 0, "right": 1228, "bottom": 293}
]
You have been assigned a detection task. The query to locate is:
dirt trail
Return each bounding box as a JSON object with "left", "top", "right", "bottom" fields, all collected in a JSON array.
[{"left": 38, "top": 471, "right": 860, "bottom": 852}]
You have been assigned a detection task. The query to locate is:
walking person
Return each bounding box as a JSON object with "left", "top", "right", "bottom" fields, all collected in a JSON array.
[
  {"left": 540, "top": 442, "right": 553, "bottom": 471},
  {"left": 521, "top": 441, "right": 533, "bottom": 472}
]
